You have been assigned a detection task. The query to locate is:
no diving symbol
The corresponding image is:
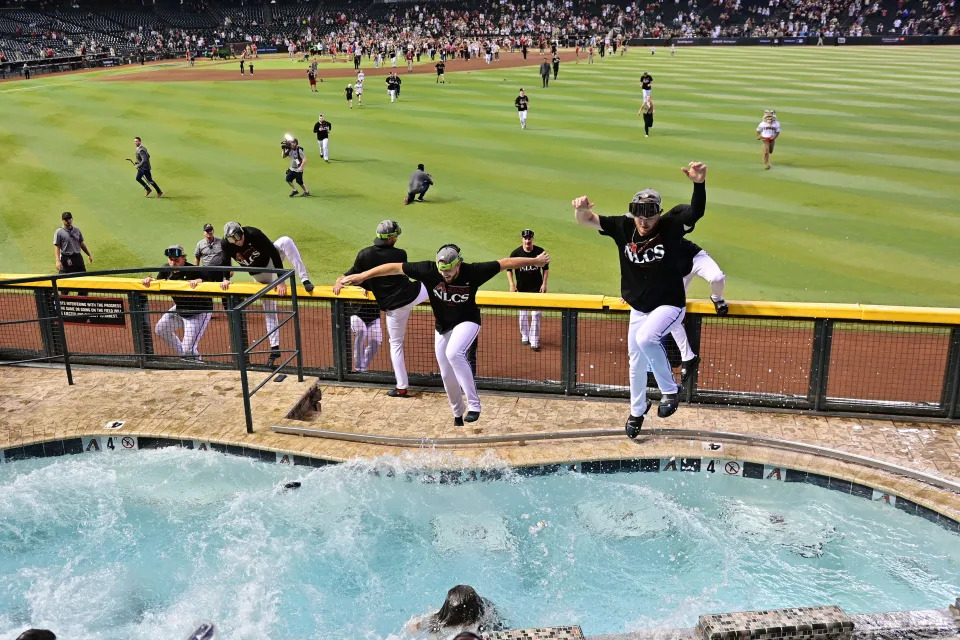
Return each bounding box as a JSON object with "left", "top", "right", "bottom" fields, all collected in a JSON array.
[
  {"left": 121, "top": 437, "right": 136, "bottom": 449},
  {"left": 724, "top": 461, "right": 741, "bottom": 475}
]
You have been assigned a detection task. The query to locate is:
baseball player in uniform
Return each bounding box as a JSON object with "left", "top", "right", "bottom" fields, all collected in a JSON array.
[
  {"left": 640, "top": 72, "right": 653, "bottom": 100},
  {"left": 54, "top": 211, "right": 93, "bottom": 274},
  {"left": 670, "top": 237, "right": 727, "bottom": 385},
  {"left": 355, "top": 71, "right": 365, "bottom": 106},
  {"left": 515, "top": 89, "right": 529, "bottom": 130},
  {"left": 506, "top": 229, "right": 549, "bottom": 351},
  {"left": 334, "top": 220, "right": 429, "bottom": 397},
  {"left": 386, "top": 72, "right": 400, "bottom": 103},
  {"left": 572, "top": 161, "right": 707, "bottom": 437},
  {"left": 757, "top": 109, "right": 781, "bottom": 170},
  {"left": 313, "top": 114, "right": 332, "bottom": 163},
  {"left": 345, "top": 301, "right": 382, "bottom": 372},
  {"left": 343, "top": 244, "right": 550, "bottom": 425},
  {"left": 142, "top": 245, "right": 216, "bottom": 360}
]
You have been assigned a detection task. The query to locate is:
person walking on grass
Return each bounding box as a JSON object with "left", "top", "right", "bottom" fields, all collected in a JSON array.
[
  {"left": 756, "top": 109, "right": 780, "bottom": 170},
  {"left": 131, "top": 137, "right": 163, "bottom": 198},
  {"left": 639, "top": 95, "right": 655, "bottom": 137}
]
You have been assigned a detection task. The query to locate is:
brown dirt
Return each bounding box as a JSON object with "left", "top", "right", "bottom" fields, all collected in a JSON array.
[{"left": 101, "top": 51, "right": 543, "bottom": 83}]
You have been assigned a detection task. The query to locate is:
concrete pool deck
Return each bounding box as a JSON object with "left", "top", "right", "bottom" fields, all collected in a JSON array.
[{"left": 1, "top": 365, "right": 959, "bottom": 522}]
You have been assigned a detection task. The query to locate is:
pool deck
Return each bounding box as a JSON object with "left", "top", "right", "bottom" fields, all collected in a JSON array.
[{"left": 1, "top": 365, "right": 959, "bottom": 521}]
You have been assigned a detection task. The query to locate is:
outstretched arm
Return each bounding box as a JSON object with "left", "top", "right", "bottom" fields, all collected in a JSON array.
[
  {"left": 571, "top": 196, "right": 602, "bottom": 230},
  {"left": 675, "top": 161, "right": 707, "bottom": 227},
  {"left": 341, "top": 262, "right": 405, "bottom": 287},
  {"left": 497, "top": 253, "right": 550, "bottom": 271}
]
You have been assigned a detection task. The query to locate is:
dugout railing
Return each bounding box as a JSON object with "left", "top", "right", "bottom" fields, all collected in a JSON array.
[
  {"left": 0, "top": 268, "right": 304, "bottom": 434},
  {"left": 0, "top": 273, "right": 958, "bottom": 422}
]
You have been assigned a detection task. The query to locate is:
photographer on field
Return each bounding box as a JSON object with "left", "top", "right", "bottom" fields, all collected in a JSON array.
[{"left": 281, "top": 135, "right": 310, "bottom": 197}]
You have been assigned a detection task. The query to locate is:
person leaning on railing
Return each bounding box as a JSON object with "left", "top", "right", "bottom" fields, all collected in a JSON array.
[
  {"left": 572, "top": 161, "right": 707, "bottom": 439},
  {"left": 343, "top": 244, "right": 549, "bottom": 426}
]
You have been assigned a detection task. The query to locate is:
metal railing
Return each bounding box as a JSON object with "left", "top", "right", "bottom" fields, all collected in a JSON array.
[
  {"left": 1, "top": 273, "right": 958, "bottom": 422},
  {"left": 0, "top": 268, "right": 304, "bottom": 433}
]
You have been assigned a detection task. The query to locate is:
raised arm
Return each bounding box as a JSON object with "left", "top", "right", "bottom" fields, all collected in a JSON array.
[
  {"left": 341, "top": 262, "right": 405, "bottom": 287},
  {"left": 675, "top": 161, "right": 707, "bottom": 227},
  {"left": 497, "top": 253, "right": 550, "bottom": 271},
  {"left": 571, "top": 196, "right": 602, "bottom": 230}
]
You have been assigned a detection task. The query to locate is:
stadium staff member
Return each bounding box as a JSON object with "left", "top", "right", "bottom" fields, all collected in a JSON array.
[
  {"left": 131, "top": 137, "right": 163, "bottom": 198},
  {"left": 506, "top": 229, "right": 549, "bottom": 351},
  {"left": 405, "top": 163, "right": 433, "bottom": 204},
  {"left": 572, "top": 161, "right": 707, "bottom": 438},
  {"left": 539, "top": 57, "right": 550, "bottom": 87},
  {"left": 282, "top": 137, "right": 310, "bottom": 197},
  {"left": 194, "top": 223, "right": 224, "bottom": 267},
  {"left": 313, "top": 114, "right": 332, "bottom": 163},
  {"left": 515, "top": 88, "right": 529, "bottom": 129},
  {"left": 54, "top": 211, "right": 93, "bottom": 274},
  {"left": 756, "top": 109, "right": 781, "bottom": 170},
  {"left": 142, "top": 245, "right": 216, "bottom": 360},
  {"left": 343, "top": 244, "right": 550, "bottom": 426},
  {"left": 334, "top": 220, "right": 429, "bottom": 397}
]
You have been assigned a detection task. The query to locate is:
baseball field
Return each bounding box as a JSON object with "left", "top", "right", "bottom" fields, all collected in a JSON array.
[{"left": 1, "top": 46, "right": 959, "bottom": 306}]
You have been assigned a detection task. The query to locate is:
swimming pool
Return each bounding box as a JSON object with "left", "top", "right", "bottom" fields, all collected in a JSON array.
[{"left": 1, "top": 448, "right": 958, "bottom": 639}]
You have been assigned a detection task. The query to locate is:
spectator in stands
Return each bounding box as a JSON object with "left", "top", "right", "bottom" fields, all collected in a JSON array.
[
  {"left": 54, "top": 212, "right": 93, "bottom": 274},
  {"left": 405, "top": 585, "right": 507, "bottom": 638}
]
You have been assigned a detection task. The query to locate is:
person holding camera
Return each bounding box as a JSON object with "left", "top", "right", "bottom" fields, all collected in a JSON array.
[{"left": 281, "top": 137, "right": 310, "bottom": 197}]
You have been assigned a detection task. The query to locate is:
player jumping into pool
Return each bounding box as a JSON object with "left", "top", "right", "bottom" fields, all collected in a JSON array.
[{"left": 572, "top": 161, "right": 707, "bottom": 438}]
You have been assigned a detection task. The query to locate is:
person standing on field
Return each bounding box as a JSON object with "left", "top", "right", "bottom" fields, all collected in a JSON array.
[
  {"left": 539, "top": 57, "right": 550, "bottom": 87},
  {"left": 552, "top": 53, "right": 560, "bottom": 80},
  {"left": 756, "top": 109, "right": 780, "bottom": 170},
  {"left": 506, "top": 229, "right": 549, "bottom": 351},
  {"left": 640, "top": 72, "right": 653, "bottom": 100},
  {"left": 313, "top": 114, "right": 332, "bottom": 162},
  {"left": 571, "top": 161, "right": 708, "bottom": 438},
  {"left": 131, "top": 137, "right": 163, "bottom": 198},
  {"left": 333, "top": 220, "right": 430, "bottom": 397},
  {"left": 435, "top": 60, "right": 445, "bottom": 83},
  {"left": 638, "top": 96, "right": 655, "bottom": 137},
  {"left": 345, "top": 83, "right": 354, "bottom": 108},
  {"left": 515, "top": 88, "right": 529, "bottom": 130},
  {"left": 54, "top": 211, "right": 93, "bottom": 274},
  {"left": 282, "top": 137, "right": 309, "bottom": 197}
]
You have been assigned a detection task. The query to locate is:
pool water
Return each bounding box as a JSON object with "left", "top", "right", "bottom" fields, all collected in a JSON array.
[{"left": 1, "top": 449, "right": 958, "bottom": 639}]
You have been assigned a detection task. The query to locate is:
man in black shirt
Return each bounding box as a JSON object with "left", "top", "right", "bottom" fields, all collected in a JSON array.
[
  {"left": 640, "top": 72, "right": 653, "bottom": 101},
  {"left": 142, "top": 245, "right": 216, "bottom": 361},
  {"left": 515, "top": 89, "right": 529, "bottom": 130},
  {"left": 343, "top": 244, "right": 550, "bottom": 425},
  {"left": 506, "top": 229, "right": 549, "bottom": 351},
  {"left": 334, "top": 220, "right": 430, "bottom": 397},
  {"left": 552, "top": 53, "right": 560, "bottom": 80},
  {"left": 313, "top": 114, "right": 332, "bottom": 163},
  {"left": 220, "top": 222, "right": 288, "bottom": 366},
  {"left": 572, "top": 161, "right": 707, "bottom": 437},
  {"left": 345, "top": 84, "right": 354, "bottom": 108},
  {"left": 539, "top": 58, "right": 550, "bottom": 87},
  {"left": 435, "top": 60, "right": 445, "bottom": 83},
  {"left": 386, "top": 72, "right": 400, "bottom": 103}
]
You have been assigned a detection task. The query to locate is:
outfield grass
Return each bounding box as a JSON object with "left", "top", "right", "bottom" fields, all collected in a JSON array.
[{"left": 1, "top": 46, "right": 959, "bottom": 306}]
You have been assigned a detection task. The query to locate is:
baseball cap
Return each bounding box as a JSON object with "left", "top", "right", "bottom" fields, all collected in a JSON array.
[
  {"left": 203, "top": 223, "right": 214, "bottom": 232},
  {"left": 374, "top": 220, "right": 401, "bottom": 246},
  {"left": 436, "top": 244, "right": 462, "bottom": 271},
  {"left": 521, "top": 229, "right": 534, "bottom": 239},
  {"left": 164, "top": 244, "right": 185, "bottom": 258},
  {"left": 627, "top": 188, "right": 662, "bottom": 218},
  {"left": 61, "top": 211, "right": 72, "bottom": 221}
]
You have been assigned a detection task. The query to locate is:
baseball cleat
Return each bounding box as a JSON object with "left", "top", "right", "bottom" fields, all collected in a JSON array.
[
  {"left": 387, "top": 388, "right": 410, "bottom": 398},
  {"left": 266, "top": 346, "right": 281, "bottom": 367},
  {"left": 657, "top": 393, "right": 680, "bottom": 418},
  {"left": 625, "top": 401, "right": 652, "bottom": 439},
  {"left": 302, "top": 280, "right": 315, "bottom": 293},
  {"left": 712, "top": 298, "right": 729, "bottom": 316},
  {"left": 520, "top": 339, "right": 530, "bottom": 346},
  {"left": 453, "top": 416, "right": 465, "bottom": 427},
  {"left": 680, "top": 355, "right": 700, "bottom": 386},
  {"left": 301, "top": 191, "right": 311, "bottom": 197},
  {"left": 531, "top": 345, "right": 540, "bottom": 352},
  {"left": 464, "top": 411, "right": 481, "bottom": 423},
  {"left": 289, "top": 190, "right": 299, "bottom": 198}
]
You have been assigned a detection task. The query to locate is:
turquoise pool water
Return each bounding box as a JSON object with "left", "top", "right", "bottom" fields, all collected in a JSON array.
[{"left": 1, "top": 449, "right": 958, "bottom": 639}]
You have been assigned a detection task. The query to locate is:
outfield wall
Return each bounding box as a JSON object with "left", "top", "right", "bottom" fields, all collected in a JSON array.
[{"left": 1, "top": 273, "right": 958, "bottom": 421}]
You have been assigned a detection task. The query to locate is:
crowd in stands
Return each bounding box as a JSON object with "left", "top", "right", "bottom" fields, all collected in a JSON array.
[{"left": 0, "top": 0, "right": 955, "bottom": 66}]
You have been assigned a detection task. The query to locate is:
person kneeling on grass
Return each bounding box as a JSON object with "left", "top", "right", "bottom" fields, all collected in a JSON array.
[
  {"left": 343, "top": 244, "right": 549, "bottom": 426},
  {"left": 405, "top": 163, "right": 433, "bottom": 204}
]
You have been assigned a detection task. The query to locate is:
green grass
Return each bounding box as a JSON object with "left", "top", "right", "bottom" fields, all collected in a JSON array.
[{"left": 1, "top": 46, "right": 959, "bottom": 306}]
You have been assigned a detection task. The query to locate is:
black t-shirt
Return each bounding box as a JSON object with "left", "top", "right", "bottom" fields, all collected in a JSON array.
[
  {"left": 509, "top": 245, "right": 549, "bottom": 292},
  {"left": 402, "top": 260, "right": 501, "bottom": 333},
  {"left": 313, "top": 120, "right": 332, "bottom": 140},
  {"left": 515, "top": 95, "right": 529, "bottom": 111},
  {"left": 641, "top": 74, "right": 653, "bottom": 89},
  {"left": 436, "top": 62, "right": 445, "bottom": 73},
  {"left": 386, "top": 76, "right": 399, "bottom": 89},
  {"left": 552, "top": 55, "right": 560, "bottom": 65},
  {"left": 157, "top": 267, "right": 218, "bottom": 317},
  {"left": 345, "top": 87, "right": 353, "bottom": 99},
  {"left": 344, "top": 245, "right": 421, "bottom": 311},
  {"left": 597, "top": 182, "right": 706, "bottom": 312},
  {"left": 678, "top": 238, "right": 703, "bottom": 277},
  {"left": 222, "top": 226, "right": 283, "bottom": 269}
]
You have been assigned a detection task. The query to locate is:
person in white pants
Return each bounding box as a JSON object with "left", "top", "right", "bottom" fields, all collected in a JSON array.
[
  {"left": 573, "top": 161, "right": 708, "bottom": 438},
  {"left": 515, "top": 89, "right": 529, "bottom": 129},
  {"left": 142, "top": 244, "right": 216, "bottom": 361},
  {"left": 313, "top": 114, "right": 332, "bottom": 163},
  {"left": 272, "top": 235, "right": 314, "bottom": 292},
  {"left": 348, "top": 304, "right": 382, "bottom": 371},
  {"left": 343, "top": 243, "right": 550, "bottom": 425},
  {"left": 334, "top": 220, "right": 429, "bottom": 397},
  {"left": 506, "top": 228, "right": 549, "bottom": 351}
]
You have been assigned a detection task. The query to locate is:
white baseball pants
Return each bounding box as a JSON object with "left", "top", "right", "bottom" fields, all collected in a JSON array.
[
  {"left": 350, "top": 316, "right": 382, "bottom": 371},
  {"left": 385, "top": 283, "right": 429, "bottom": 389},
  {"left": 519, "top": 110, "right": 527, "bottom": 128},
  {"left": 643, "top": 88, "right": 651, "bottom": 100},
  {"left": 388, "top": 89, "right": 396, "bottom": 102},
  {"left": 628, "top": 306, "right": 684, "bottom": 416},
  {"left": 252, "top": 272, "right": 280, "bottom": 348},
  {"left": 155, "top": 308, "right": 211, "bottom": 358},
  {"left": 435, "top": 321, "right": 480, "bottom": 418},
  {"left": 671, "top": 249, "right": 726, "bottom": 361},
  {"left": 273, "top": 236, "right": 310, "bottom": 284},
  {"left": 317, "top": 138, "right": 329, "bottom": 161},
  {"left": 519, "top": 310, "right": 541, "bottom": 348}
]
